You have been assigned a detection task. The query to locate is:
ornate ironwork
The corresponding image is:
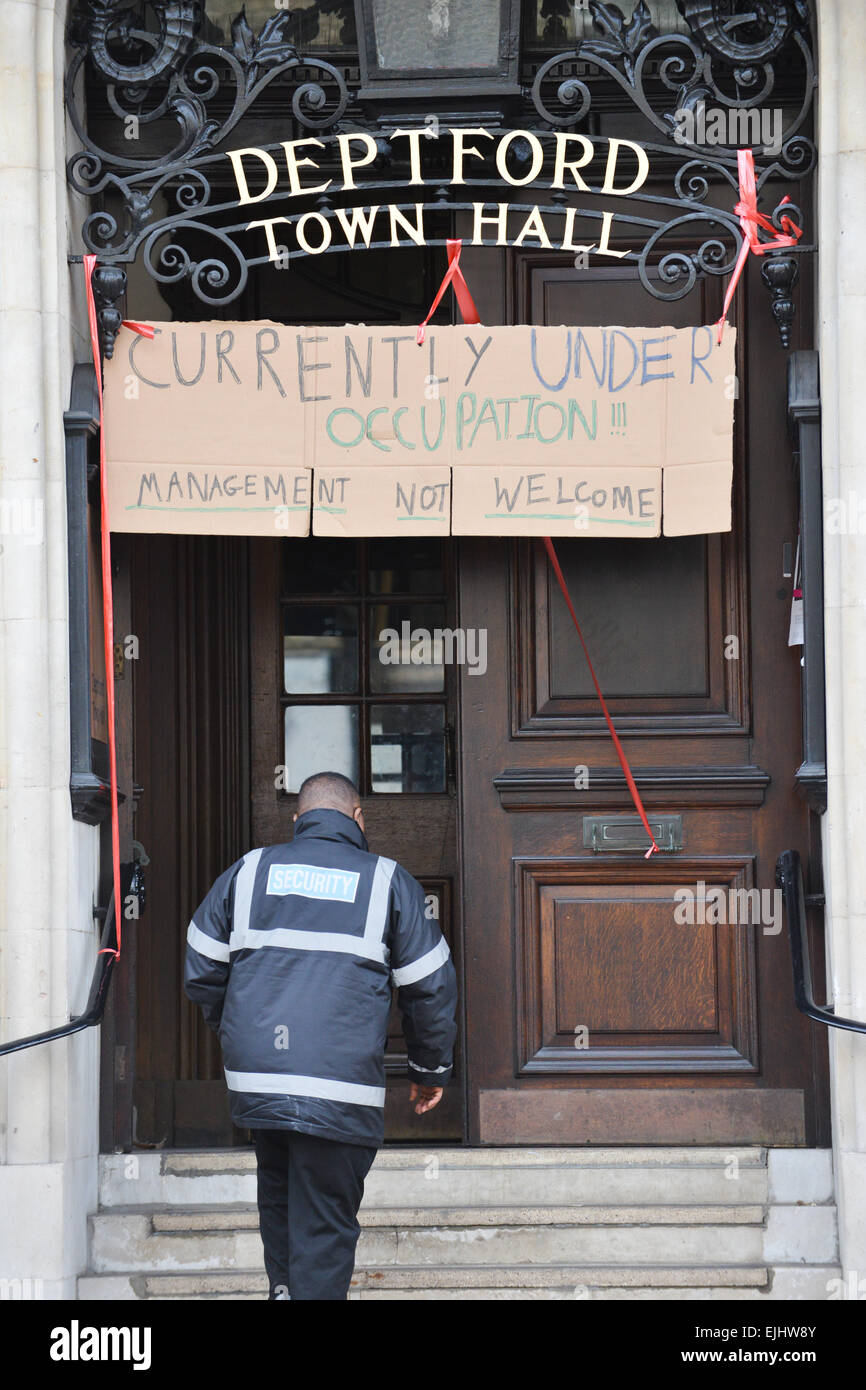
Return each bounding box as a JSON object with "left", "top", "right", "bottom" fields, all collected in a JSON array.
[
  {"left": 761, "top": 252, "right": 799, "bottom": 348},
  {"left": 89, "top": 262, "right": 128, "bottom": 359},
  {"left": 531, "top": 2, "right": 815, "bottom": 153},
  {"left": 66, "top": 0, "right": 816, "bottom": 350}
]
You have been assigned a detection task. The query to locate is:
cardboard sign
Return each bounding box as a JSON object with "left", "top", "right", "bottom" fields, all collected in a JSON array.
[
  {"left": 313, "top": 467, "right": 451, "bottom": 537},
  {"left": 451, "top": 467, "right": 661, "bottom": 537},
  {"left": 107, "top": 462, "right": 311, "bottom": 537},
  {"left": 102, "top": 321, "right": 735, "bottom": 537}
]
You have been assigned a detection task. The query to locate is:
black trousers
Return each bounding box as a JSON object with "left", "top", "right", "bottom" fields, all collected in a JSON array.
[{"left": 253, "top": 1127, "right": 377, "bottom": 1300}]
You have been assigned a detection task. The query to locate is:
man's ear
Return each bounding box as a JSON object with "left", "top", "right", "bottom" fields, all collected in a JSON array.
[
  {"left": 353, "top": 806, "right": 363, "bottom": 823},
  {"left": 292, "top": 813, "right": 297, "bottom": 823}
]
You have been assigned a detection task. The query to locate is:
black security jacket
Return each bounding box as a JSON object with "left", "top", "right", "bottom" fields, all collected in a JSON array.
[{"left": 184, "top": 808, "right": 458, "bottom": 1147}]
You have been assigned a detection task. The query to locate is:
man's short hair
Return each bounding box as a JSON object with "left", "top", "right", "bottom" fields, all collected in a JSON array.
[{"left": 296, "top": 771, "right": 361, "bottom": 817}]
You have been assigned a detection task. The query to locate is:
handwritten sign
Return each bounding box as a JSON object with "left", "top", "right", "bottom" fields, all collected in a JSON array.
[
  {"left": 452, "top": 467, "right": 661, "bottom": 537},
  {"left": 105, "top": 463, "right": 312, "bottom": 536},
  {"left": 103, "top": 321, "right": 735, "bottom": 537},
  {"left": 313, "top": 467, "right": 451, "bottom": 537}
]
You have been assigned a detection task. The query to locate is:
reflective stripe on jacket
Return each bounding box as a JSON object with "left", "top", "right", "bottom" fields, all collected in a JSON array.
[{"left": 183, "top": 807, "right": 458, "bottom": 1147}]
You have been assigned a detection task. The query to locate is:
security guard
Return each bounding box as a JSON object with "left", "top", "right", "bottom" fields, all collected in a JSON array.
[{"left": 184, "top": 770, "right": 458, "bottom": 1301}]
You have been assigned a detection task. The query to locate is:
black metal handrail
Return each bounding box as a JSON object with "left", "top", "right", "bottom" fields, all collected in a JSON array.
[
  {"left": 0, "top": 892, "right": 119, "bottom": 1057},
  {"left": 776, "top": 848, "right": 866, "bottom": 1034}
]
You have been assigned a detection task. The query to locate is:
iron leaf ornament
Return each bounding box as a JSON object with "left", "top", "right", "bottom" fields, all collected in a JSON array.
[
  {"left": 582, "top": 1, "right": 657, "bottom": 82},
  {"left": 229, "top": 7, "right": 300, "bottom": 89}
]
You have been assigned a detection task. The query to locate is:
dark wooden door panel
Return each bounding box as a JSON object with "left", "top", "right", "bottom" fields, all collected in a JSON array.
[
  {"left": 546, "top": 536, "right": 710, "bottom": 699},
  {"left": 457, "top": 247, "right": 828, "bottom": 1147},
  {"left": 132, "top": 535, "right": 250, "bottom": 1147},
  {"left": 515, "top": 859, "right": 759, "bottom": 1074}
]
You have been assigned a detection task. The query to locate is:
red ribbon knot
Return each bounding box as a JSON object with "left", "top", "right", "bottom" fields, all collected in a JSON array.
[{"left": 715, "top": 148, "right": 803, "bottom": 345}]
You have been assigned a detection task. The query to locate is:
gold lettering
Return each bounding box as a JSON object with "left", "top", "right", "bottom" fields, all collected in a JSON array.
[
  {"left": 246, "top": 216, "right": 291, "bottom": 261},
  {"left": 389, "top": 128, "right": 427, "bottom": 186},
  {"left": 495, "top": 130, "right": 544, "bottom": 187},
  {"left": 227, "top": 147, "right": 278, "bottom": 206},
  {"left": 600, "top": 137, "right": 649, "bottom": 196},
  {"left": 552, "top": 133, "right": 594, "bottom": 192},
  {"left": 513, "top": 205, "right": 552, "bottom": 248},
  {"left": 471, "top": 202, "right": 509, "bottom": 244},
  {"left": 450, "top": 127, "right": 494, "bottom": 184},
  {"left": 595, "top": 210, "right": 629, "bottom": 258},
  {"left": 561, "top": 207, "right": 596, "bottom": 253},
  {"left": 336, "top": 132, "right": 378, "bottom": 191},
  {"left": 280, "top": 137, "right": 330, "bottom": 197}
]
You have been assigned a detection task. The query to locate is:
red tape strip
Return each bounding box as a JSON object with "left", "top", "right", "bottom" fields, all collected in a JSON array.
[
  {"left": 417, "top": 242, "right": 662, "bottom": 857},
  {"left": 716, "top": 148, "right": 802, "bottom": 344},
  {"left": 83, "top": 255, "right": 123, "bottom": 957},
  {"left": 121, "top": 320, "right": 155, "bottom": 338},
  {"left": 543, "top": 538, "right": 660, "bottom": 858},
  {"left": 416, "top": 239, "right": 480, "bottom": 344}
]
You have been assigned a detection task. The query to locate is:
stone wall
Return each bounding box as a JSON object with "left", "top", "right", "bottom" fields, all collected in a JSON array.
[
  {"left": 817, "top": 0, "right": 866, "bottom": 1289},
  {"left": 0, "top": 0, "right": 100, "bottom": 1299}
]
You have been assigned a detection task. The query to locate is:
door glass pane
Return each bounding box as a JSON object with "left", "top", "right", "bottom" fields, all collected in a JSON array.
[
  {"left": 283, "top": 539, "right": 358, "bottom": 596},
  {"left": 370, "top": 704, "right": 446, "bottom": 792},
  {"left": 368, "top": 539, "right": 444, "bottom": 594},
  {"left": 283, "top": 605, "right": 358, "bottom": 692},
  {"left": 369, "top": 602, "right": 447, "bottom": 693},
  {"left": 284, "top": 705, "right": 360, "bottom": 791},
  {"left": 548, "top": 536, "right": 709, "bottom": 698}
]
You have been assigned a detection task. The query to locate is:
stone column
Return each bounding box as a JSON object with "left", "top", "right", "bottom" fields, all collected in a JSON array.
[
  {"left": 0, "top": 0, "right": 100, "bottom": 1299},
  {"left": 817, "top": 0, "right": 866, "bottom": 1293}
]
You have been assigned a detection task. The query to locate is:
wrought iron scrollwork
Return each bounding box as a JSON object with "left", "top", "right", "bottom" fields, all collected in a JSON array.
[
  {"left": 65, "top": 1, "right": 352, "bottom": 330},
  {"left": 142, "top": 218, "right": 249, "bottom": 306},
  {"left": 531, "top": 0, "right": 816, "bottom": 157},
  {"left": 66, "top": 0, "right": 816, "bottom": 347},
  {"left": 528, "top": 0, "right": 816, "bottom": 343},
  {"left": 676, "top": 0, "right": 800, "bottom": 65},
  {"left": 86, "top": 0, "right": 201, "bottom": 84},
  {"left": 66, "top": 2, "right": 350, "bottom": 173}
]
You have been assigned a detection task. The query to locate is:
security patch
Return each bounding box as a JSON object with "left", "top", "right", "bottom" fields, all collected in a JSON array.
[{"left": 266, "top": 863, "right": 360, "bottom": 902}]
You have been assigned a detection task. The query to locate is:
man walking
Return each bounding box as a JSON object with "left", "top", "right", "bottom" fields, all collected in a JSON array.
[{"left": 184, "top": 770, "right": 458, "bottom": 1301}]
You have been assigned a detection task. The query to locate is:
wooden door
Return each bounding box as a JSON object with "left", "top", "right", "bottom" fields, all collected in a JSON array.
[
  {"left": 457, "top": 249, "right": 829, "bottom": 1146},
  {"left": 132, "top": 535, "right": 251, "bottom": 1146},
  {"left": 249, "top": 537, "right": 463, "bottom": 1141}
]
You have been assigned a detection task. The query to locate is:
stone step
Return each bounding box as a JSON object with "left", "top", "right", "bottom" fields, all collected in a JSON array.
[
  {"left": 83, "top": 1148, "right": 836, "bottom": 1300},
  {"left": 98, "top": 1146, "right": 772, "bottom": 1210},
  {"left": 144, "top": 1203, "right": 767, "bottom": 1231},
  {"left": 77, "top": 1264, "right": 841, "bottom": 1302},
  {"left": 164, "top": 1146, "right": 770, "bottom": 1171},
  {"left": 90, "top": 1208, "right": 781, "bottom": 1272}
]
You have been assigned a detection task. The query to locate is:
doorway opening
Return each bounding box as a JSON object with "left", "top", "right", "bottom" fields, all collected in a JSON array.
[{"left": 130, "top": 534, "right": 464, "bottom": 1146}]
